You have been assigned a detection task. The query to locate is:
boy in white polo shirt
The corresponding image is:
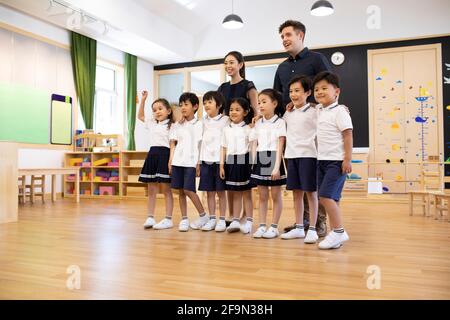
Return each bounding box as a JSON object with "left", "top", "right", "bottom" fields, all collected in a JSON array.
[
  {"left": 282, "top": 75, "right": 319, "bottom": 244},
  {"left": 169, "top": 92, "right": 209, "bottom": 232},
  {"left": 313, "top": 71, "right": 353, "bottom": 250}
]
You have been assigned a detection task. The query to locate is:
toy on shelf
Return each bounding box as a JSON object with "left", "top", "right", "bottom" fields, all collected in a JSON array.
[
  {"left": 99, "top": 186, "right": 115, "bottom": 196},
  {"left": 93, "top": 158, "right": 111, "bottom": 166},
  {"left": 81, "top": 171, "right": 91, "bottom": 182},
  {"left": 74, "top": 130, "right": 123, "bottom": 152},
  {"left": 94, "top": 169, "right": 119, "bottom": 182},
  {"left": 69, "top": 158, "right": 83, "bottom": 166}
]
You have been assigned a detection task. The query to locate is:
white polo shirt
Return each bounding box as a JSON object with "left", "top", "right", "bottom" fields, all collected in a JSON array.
[
  {"left": 283, "top": 103, "right": 317, "bottom": 159},
  {"left": 144, "top": 113, "right": 171, "bottom": 148},
  {"left": 200, "top": 114, "right": 230, "bottom": 163},
  {"left": 221, "top": 121, "right": 252, "bottom": 156},
  {"left": 317, "top": 102, "right": 353, "bottom": 161},
  {"left": 170, "top": 118, "right": 203, "bottom": 167},
  {"left": 250, "top": 115, "right": 286, "bottom": 152}
]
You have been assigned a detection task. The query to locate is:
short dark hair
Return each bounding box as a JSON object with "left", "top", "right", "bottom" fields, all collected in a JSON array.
[
  {"left": 259, "top": 88, "right": 284, "bottom": 117},
  {"left": 229, "top": 97, "right": 254, "bottom": 125},
  {"left": 278, "top": 20, "right": 306, "bottom": 37},
  {"left": 288, "top": 75, "right": 312, "bottom": 92},
  {"left": 179, "top": 92, "right": 199, "bottom": 107},
  {"left": 203, "top": 91, "right": 225, "bottom": 114},
  {"left": 313, "top": 71, "right": 340, "bottom": 89}
]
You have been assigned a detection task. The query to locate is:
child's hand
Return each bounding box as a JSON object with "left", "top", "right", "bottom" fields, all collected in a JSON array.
[
  {"left": 196, "top": 164, "right": 201, "bottom": 177},
  {"left": 220, "top": 165, "right": 225, "bottom": 179},
  {"left": 250, "top": 114, "right": 262, "bottom": 128},
  {"left": 271, "top": 168, "right": 280, "bottom": 180},
  {"left": 142, "top": 90, "right": 148, "bottom": 100},
  {"left": 342, "top": 160, "right": 352, "bottom": 174},
  {"left": 286, "top": 102, "right": 294, "bottom": 112}
]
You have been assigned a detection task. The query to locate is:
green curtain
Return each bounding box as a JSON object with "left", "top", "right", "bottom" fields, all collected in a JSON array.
[
  {"left": 125, "top": 53, "right": 137, "bottom": 151},
  {"left": 70, "top": 32, "right": 96, "bottom": 129}
]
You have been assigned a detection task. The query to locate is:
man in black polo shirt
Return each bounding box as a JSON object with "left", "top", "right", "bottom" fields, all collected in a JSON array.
[{"left": 274, "top": 20, "right": 331, "bottom": 237}]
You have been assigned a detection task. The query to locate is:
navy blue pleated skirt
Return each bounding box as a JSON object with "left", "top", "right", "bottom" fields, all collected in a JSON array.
[
  {"left": 250, "top": 151, "right": 286, "bottom": 186},
  {"left": 139, "top": 146, "right": 171, "bottom": 183}
]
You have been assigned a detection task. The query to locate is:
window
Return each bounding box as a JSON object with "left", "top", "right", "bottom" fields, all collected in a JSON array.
[
  {"left": 158, "top": 73, "right": 184, "bottom": 105},
  {"left": 190, "top": 69, "right": 221, "bottom": 96},
  {"left": 245, "top": 64, "right": 278, "bottom": 91},
  {"left": 93, "top": 60, "right": 124, "bottom": 135}
]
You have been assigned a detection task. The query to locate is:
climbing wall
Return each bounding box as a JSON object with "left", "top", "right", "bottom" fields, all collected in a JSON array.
[{"left": 369, "top": 45, "right": 442, "bottom": 193}]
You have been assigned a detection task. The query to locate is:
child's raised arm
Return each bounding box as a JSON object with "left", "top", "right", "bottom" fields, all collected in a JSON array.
[
  {"left": 342, "top": 129, "right": 353, "bottom": 174},
  {"left": 137, "top": 90, "right": 148, "bottom": 123}
]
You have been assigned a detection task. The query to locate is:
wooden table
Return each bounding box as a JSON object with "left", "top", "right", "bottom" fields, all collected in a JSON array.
[{"left": 18, "top": 168, "right": 80, "bottom": 203}]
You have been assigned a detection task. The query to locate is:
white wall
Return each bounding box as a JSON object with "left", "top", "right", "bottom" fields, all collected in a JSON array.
[
  {"left": 1, "top": 6, "right": 155, "bottom": 192},
  {"left": 17, "top": 149, "right": 67, "bottom": 194},
  {"left": 135, "top": 58, "right": 154, "bottom": 151}
]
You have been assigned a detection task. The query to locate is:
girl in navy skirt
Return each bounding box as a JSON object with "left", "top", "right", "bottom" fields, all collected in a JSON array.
[
  {"left": 199, "top": 91, "right": 229, "bottom": 232},
  {"left": 137, "top": 91, "right": 174, "bottom": 230},
  {"left": 220, "top": 98, "right": 255, "bottom": 234},
  {"left": 250, "top": 89, "right": 287, "bottom": 239}
]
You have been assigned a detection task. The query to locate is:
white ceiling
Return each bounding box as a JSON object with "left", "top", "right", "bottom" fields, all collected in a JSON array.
[{"left": 1, "top": 0, "right": 449, "bottom": 65}]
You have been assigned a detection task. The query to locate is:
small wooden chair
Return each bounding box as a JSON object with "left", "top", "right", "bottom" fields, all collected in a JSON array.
[
  {"left": 18, "top": 175, "right": 26, "bottom": 204},
  {"left": 26, "top": 175, "right": 46, "bottom": 204},
  {"left": 431, "top": 192, "right": 450, "bottom": 221},
  {"left": 408, "top": 170, "right": 441, "bottom": 216}
]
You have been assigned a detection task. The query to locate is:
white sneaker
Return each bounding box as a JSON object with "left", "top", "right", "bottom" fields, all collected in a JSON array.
[
  {"left": 318, "top": 230, "right": 349, "bottom": 249},
  {"left": 190, "top": 214, "right": 209, "bottom": 230},
  {"left": 178, "top": 218, "right": 190, "bottom": 232},
  {"left": 226, "top": 220, "right": 241, "bottom": 233},
  {"left": 240, "top": 221, "right": 253, "bottom": 234},
  {"left": 262, "top": 226, "right": 279, "bottom": 239},
  {"left": 281, "top": 227, "right": 305, "bottom": 240},
  {"left": 304, "top": 230, "right": 319, "bottom": 244},
  {"left": 153, "top": 218, "right": 173, "bottom": 230},
  {"left": 143, "top": 217, "right": 155, "bottom": 229},
  {"left": 253, "top": 226, "right": 267, "bottom": 238},
  {"left": 201, "top": 219, "right": 217, "bottom": 231},
  {"left": 215, "top": 219, "right": 226, "bottom": 232}
]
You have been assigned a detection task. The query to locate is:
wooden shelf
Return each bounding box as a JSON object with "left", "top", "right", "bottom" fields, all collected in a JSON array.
[
  {"left": 92, "top": 181, "right": 121, "bottom": 184},
  {"left": 93, "top": 166, "right": 120, "bottom": 168},
  {"left": 64, "top": 151, "right": 149, "bottom": 199}
]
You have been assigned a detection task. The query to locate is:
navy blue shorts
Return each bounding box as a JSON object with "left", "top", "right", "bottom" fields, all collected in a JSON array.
[
  {"left": 286, "top": 157, "right": 317, "bottom": 191},
  {"left": 139, "top": 146, "right": 171, "bottom": 183},
  {"left": 317, "top": 160, "right": 346, "bottom": 201},
  {"left": 170, "top": 166, "right": 197, "bottom": 192},
  {"left": 199, "top": 162, "right": 226, "bottom": 192},
  {"left": 250, "top": 151, "right": 286, "bottom": 186},
  {"left": 225, "top": 153, "right": 255, "bottom": 191}
]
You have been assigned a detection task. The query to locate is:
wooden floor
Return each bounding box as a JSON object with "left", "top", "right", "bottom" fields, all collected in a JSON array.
[{"left": 1, "top": 196, "right": 450, "bottom": 300}]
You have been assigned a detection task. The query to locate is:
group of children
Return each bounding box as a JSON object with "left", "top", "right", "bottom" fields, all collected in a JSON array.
[{"left": 138, "top": 71, "right": 353, "bottom": 250}]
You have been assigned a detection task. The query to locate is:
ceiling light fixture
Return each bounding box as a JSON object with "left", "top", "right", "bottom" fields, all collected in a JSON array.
[
  {"left": 46, "top": 0, "right": 115, "bottom": 36},
  {"left": 222, "top": 0, "right": 243, "bottom": 29},
  {"left": 310, "top": 0, "right": 334, "bottom": 17}
]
